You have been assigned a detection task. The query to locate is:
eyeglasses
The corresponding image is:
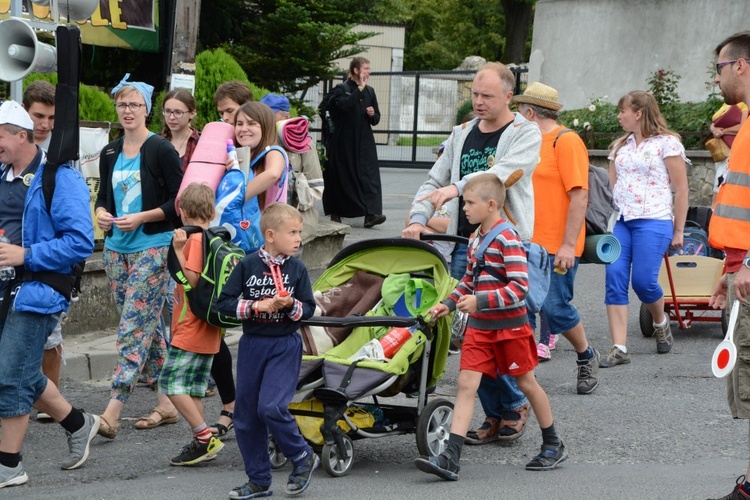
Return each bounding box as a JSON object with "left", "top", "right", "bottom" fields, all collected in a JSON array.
[
  {"left": 716, "top": 59, "right": 739, "bottom": 74},
  {"left": 162, "top": 108, "right": 187, "bottom": 118},
  {"left": 115, "top": 102, "right": 146, "bottom": 112}
]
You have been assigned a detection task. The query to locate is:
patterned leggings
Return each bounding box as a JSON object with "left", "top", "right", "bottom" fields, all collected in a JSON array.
[{"left": 104, "top": 246, "right": 169, "bottom": 402}]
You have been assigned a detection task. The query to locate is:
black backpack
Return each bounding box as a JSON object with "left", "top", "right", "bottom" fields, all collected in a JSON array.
[
  {"left": 167, "top": 226, "right": 245, "bottom": 328},
  {"left": 553, "top": 128, "right": 618, "bottom": 235}
]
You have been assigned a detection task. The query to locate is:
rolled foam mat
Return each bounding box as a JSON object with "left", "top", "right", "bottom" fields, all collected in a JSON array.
[
  {"left": 581, "top": 234, "right": 621, "bottom": 264},
  {"left": 176, "top": 121, "right": 236, "bottom": 213}
]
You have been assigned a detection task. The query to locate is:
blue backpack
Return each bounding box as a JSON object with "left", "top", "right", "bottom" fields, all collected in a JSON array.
[
  {"left": 474, "top": 221, "right": 550, "bottom": 314},
  {"left": 669, "top": 220, "right": 709, "bottom": 257}
]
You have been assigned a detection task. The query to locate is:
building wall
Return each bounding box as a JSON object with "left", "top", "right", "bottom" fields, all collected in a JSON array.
[{"left": 529, "top": 0, "right": 750, "bottom": 109}]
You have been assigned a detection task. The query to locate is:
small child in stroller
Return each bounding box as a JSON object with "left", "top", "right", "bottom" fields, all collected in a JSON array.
[{"left": 415, "top": 174, "right": 567, "bottom": 479}]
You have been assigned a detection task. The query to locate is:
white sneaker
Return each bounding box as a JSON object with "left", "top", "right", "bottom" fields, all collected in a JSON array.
[
  {"left": 0, "top": 462, "right": 28, "bottom": 489},
  {"left": 37, "top": 412, "right": 53, "bottom": 421}
]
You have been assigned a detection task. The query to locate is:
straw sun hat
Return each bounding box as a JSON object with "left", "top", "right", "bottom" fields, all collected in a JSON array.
[{"left": 511, "top": 82, "right": 563, "bottom": 111}]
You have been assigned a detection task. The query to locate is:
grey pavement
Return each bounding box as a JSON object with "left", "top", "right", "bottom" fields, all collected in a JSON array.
[{"left": 8, "top": 168, "right": 747, "bottom": 499}]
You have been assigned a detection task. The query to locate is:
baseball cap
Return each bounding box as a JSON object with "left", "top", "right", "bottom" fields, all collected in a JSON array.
[
  {"left": 0, "top": 100, "right": 35, "bottom": 130},
  {"left": 260, "top": 93, "right": 290, "bottom": 113}
]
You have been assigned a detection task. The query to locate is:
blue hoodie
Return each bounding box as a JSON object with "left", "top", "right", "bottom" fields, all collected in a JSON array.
[{"left": 14, "top": 161, "right": 94, "bottom": 314}]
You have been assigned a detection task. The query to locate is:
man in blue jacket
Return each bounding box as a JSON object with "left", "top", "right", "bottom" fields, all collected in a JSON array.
[{"left": 0, "top": 100, "right": 99, "bottom": 489}]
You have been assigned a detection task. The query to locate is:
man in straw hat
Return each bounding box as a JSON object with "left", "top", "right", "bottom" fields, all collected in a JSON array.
[
  {"left": 513, "top": 82, "right": 601, "bottom": 395},
  {"left": 403, "top": 62, "right": 541, "bottom": 445},
  {"left": 707, "top": 31, "right": 750, "bottom": 500},
  {"left": 0, "top": 101, "right": 99, "bottom": 488}
]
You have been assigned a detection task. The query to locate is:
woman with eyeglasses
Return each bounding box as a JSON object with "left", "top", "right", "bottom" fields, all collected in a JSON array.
[
  {"left": 599, "top": 90, "right": 688, "bottom": 368},
  {"left": 161, "top": 88, "right": 200, "bottom": 172},
  {"left": 94, "top": 74, "right": 184, "bottom": 439}
]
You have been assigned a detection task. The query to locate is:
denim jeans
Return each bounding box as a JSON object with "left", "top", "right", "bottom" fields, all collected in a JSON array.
[
  {"left": 0, "top": 309, "right": 59, "bottom": 417},
  {"left": 450, "top": 240, "right": 528, "bottom": 417}
]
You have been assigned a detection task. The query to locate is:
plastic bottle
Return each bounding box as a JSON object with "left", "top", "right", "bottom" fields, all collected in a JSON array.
[
  {"left": 0, "top": 230, "right": 16, "bottom": 281},
  {"left": 379, "top": 327, "right": 412, "bottom": 358},
  {"left": 226, "top": 140, "right": 240, "bottom": 170}
]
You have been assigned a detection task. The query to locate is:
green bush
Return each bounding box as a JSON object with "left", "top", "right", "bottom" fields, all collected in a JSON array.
[{"left": 559, "top": 95, "right": 723, "bottom": 150}]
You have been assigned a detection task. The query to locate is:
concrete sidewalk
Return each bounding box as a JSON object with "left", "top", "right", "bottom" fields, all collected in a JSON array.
[{"left": 60, "top": 327, "right": 244, "bottom": 382}]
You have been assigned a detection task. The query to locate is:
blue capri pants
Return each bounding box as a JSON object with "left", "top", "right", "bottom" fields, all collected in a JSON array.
[{"left": 605, "top": 217, "right": 673, "bottom": 306}]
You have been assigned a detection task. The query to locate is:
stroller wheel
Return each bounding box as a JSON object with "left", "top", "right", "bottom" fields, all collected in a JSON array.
[
  {"left": 321, "top": 434, "right": 354, "bottom": 477},
  {"left": 269, "top": 435, "right": 288, "bottom": 469},
  {"left": 416, "top": 399, "right": 454, "bottom": 458}
]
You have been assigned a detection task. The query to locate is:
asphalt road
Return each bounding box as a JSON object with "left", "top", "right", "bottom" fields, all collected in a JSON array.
[{"left": 5, "top": 168, "right": 746, "bottom": 499}]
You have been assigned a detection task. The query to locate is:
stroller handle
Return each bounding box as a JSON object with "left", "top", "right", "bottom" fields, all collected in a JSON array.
[
  {"left": 419, "top": 233, "right": 469, "bottom": 245},
  {"left": 302, "top": 315, "right": 422, "bottom": 329}
]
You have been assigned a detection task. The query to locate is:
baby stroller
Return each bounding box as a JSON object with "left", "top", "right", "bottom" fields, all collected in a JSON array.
[{"left": 281, "top": 238, "right": 457, "bottom": 477}]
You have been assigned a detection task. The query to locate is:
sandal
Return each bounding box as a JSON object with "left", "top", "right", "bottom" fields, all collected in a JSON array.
[
  {"left": 465, "top": 417, "right": 500, "bottom": 445},
  {"left": 210, "top": 410, "right": 234, "bottom": 440},
  {"left": 97, "top": 414, "right": 120, "bottom": 439},
  {"left": 134, "top": 406, "right": 179, "bottom": 430},
  {"left": 498, "top": 403, "right": 529, "bottom": 442}
]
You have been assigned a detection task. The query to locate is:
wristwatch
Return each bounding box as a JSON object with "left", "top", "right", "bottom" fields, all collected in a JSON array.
[{"left": 743, "top": 257, "right": 750, "bottom": 270}]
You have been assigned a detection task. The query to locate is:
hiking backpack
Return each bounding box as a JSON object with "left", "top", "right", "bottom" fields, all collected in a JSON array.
[
  {"left": 167, "top": 225, "right": 245, "bottom": 328},
  {"left": 553, "top": 128, "right": 619, "bottom": 235}
]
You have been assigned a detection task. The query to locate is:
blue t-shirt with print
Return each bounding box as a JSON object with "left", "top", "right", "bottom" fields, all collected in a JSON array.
[{"left": 105, "top": 140, "right": 172, "bottom": 253}]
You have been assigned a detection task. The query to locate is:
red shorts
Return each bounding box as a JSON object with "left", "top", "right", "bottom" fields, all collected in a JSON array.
[{"left": 460, "top": 325, "right": 538, "bottom": 378}]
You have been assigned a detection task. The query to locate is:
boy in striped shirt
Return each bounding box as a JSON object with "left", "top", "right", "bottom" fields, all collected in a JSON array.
[{"left": 415, "top": 173, "right": 566, "bottom": 479}]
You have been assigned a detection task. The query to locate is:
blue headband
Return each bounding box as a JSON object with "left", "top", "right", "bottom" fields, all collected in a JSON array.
[{"left": 111, "top": 73, "right": 154, "bottom": 114}]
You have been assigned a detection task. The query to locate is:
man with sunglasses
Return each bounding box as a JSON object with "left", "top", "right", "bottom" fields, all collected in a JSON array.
[{"left": 708, "top": 30, "right": 750, "bottom": 500}]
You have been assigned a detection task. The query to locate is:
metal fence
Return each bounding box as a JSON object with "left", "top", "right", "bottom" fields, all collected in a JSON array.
[{"left": 303, "top": 67, "right": 528, "bottom": 169}]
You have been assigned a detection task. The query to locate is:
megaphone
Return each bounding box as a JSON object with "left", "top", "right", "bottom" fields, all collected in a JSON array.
[
  {"left": 0, "top": 18, "right": 57, "bottom": 82},
  {"left": 30, "top": 0, "right": 99, "bottom": 22}
]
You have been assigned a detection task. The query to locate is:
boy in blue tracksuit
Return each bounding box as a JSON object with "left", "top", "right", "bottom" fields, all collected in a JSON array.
[{"left": 218, "top": 203, "right": 318, "bottom": 499}]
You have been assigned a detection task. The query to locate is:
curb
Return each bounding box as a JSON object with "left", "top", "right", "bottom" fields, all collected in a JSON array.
[{"left": 60, "top": 328, "right": 244, "bottom": 383}]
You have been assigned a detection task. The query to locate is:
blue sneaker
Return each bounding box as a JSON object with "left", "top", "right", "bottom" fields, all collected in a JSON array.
[
  {"left": 525, "top": 441, "right": 568, "bottom": 471},
  {"left": 228, "top": 480, "right": 272, "bottom": 499}
]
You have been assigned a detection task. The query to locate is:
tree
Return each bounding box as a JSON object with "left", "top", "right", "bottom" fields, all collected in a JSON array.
[
  {"left": 501, "top": 0, "right": 535, "bottom": 63},
  {"left": 199, "top": 1, "right": 377, "bottom": 95},
  {"left": 374, "top": 0, "right": 536, "bottom": 70}
]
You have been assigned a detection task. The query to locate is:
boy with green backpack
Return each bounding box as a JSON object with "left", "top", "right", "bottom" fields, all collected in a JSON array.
[{"left": 159, "top": 183, "right": 225, "bottom": 466}]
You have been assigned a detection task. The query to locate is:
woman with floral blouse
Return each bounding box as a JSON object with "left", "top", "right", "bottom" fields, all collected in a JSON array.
[{"left": 599, "top": 90, "right": 688, "bottom": 368}]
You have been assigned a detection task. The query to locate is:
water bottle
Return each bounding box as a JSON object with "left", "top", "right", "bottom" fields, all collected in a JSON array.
[
  {"left": 0, "top": 230, "right": 16, "bottom": 281},
  {"left": 226, "top": 140, "right": 240, "bottom": 170}
]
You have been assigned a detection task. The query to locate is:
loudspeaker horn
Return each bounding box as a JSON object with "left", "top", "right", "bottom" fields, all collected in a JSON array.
[
  {"left": 30, "top": 0, "right": 99, "bottom": 22},
  {"left": 0, "top": 18, "right": 57, "bottom": 82}
]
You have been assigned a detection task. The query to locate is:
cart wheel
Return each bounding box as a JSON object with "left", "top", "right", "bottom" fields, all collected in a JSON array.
[
  {"left": 416, "top": 399, "right": 454, "bottom": 458},
  {"left": 722, "top": 307, "right": 729, "bottom": 336},
  {"left": 321, "top": 434, "right": 354, "bottom": 477},
  {"left": 639, "top": 303, "right": 655, "bottom": 337},
  {"left": 269, "top": 435, "right": 288, "bottom": 469}
]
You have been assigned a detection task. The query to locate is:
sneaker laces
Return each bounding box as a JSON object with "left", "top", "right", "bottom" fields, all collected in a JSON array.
[
  {"left": 577, "top": 362, "right": 593, "bottom": 379},
  {"left": 653, "top": 323, "right": 669, "bottom": 342}
]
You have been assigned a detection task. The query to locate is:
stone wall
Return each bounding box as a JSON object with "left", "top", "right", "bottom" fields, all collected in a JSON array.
[
  {"left": 589, "top": 150, "right": 715, "bottom": 208},
  {"left": 529, "top": 0, "right": 750, "bottom": 109}
]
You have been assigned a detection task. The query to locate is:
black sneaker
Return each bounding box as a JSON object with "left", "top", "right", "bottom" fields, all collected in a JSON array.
[
  {"left": 525, "top": 441, "right": 568, "bottom": 471},
  {"left": 414, "top": 454, "right": 460, "bottom": 481},
  {"left": 364, "top": 214, "right": 386, "bottom": 228},
  {"left": 330, "top": 214, "right": 341, "bottom": 223},
  {"left": 228, "top": 480, "right": 272, "bottom": 499},
  {"left": 170, "top": 437, "right": 224, "bottom": 466},
  {"left": 708, "top": 475, "right": 750, "bottom": 500},
  {"left": 285, "top": 451, "right": 320, "bottom": 496}
]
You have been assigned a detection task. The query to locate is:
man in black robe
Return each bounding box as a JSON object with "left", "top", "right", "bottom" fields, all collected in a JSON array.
[{"left": 323, "top": 57, "right": 386, "bottom": 228}]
